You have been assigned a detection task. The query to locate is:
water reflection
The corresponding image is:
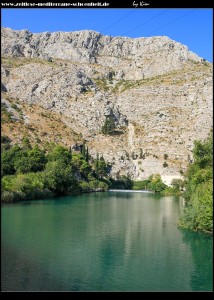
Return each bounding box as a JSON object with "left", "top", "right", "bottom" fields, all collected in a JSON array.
[
  {"left": 1, "top": 193, "right": 213, "bottom": 291},
  {"left": 180, "top": 229, "right": 213, "bottom": 291}
]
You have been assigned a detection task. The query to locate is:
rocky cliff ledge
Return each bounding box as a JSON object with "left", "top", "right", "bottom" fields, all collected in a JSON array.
[{"left": 1, "top": 28, "right": 213, "bottom": 184}]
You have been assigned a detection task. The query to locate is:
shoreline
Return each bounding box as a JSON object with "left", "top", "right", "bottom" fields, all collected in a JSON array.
[
  {"left": 108, "top": 189, "right": 154, "bottom": 193},
  {"left": 2, "top": 187, "right": 179, "bottom": 203}
]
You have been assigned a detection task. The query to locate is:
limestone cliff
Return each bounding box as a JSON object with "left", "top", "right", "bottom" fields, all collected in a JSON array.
[{"left": 1, "top": 27, "right": 213, "bottom": 184}]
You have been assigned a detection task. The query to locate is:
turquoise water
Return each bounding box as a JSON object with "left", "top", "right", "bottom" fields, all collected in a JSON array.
[{"left": 1, "top": 192, "right": 213, "bottom": 291}]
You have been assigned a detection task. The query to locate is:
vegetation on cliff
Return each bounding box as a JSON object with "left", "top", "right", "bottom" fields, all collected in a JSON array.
[
  {"left": 179, "top": 132, "right": 213, "bottom": 233},
  {"left": 1, "top": 134, "right": 183, "bottom": 202},
  {"left": 1, "top": 136, "right": 110, "bottom": 202}
]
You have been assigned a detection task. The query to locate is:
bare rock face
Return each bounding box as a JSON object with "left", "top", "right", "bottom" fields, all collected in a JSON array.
[
  {"left": 1, "top": 27, "right": 212, "bottom": 184},
  {"left": 2, "top": 27, "right": 202, "bottom": 79}
]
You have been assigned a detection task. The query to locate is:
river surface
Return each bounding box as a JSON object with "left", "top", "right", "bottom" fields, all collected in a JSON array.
[{"left": 1, "top": 192, "right": 213, "bottom": 291}]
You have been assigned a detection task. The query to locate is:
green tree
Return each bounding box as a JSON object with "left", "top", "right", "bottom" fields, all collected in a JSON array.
[
  {"left": 22, "top": 137, "right": 31, "bottom": 150},
  {"left": 86, "top": 146, "right": 89, "bottom": 162},
  {"left": 1, "top": 135, "right": 11, "bottom": 151},
  {"left": 179, "top": 132, "right": 213, "bottom": 232},
  {"left": 2, "top": 144, "right": 47, "bottom": 175},
  {"left": 72, "top": 153, "right": 85, "bottom": 170},
  {"left": 81, "top": 142, "right": 86, "bottom": 159},
  {"left": 193, "top": 137, "right": 213, "bottom": 168},
  {"left": 152, "top": 181, "right": 166, "bottom": 193},
  {"left": 47, "top": 145, "right": 72, "bottom": 164},
  {"left": 171, "top": 178, "right": 184, "bottom": 192},
  {"left": 14, "top": 154, "right": 31, "bottom": 174},
  {"left": 80, "top": 161, "right": 91, "bottom": 179},
  {"left": 2, "top": 172, "right": 45, "bottom": 195},
  {"left": 101, "top": 115, "right": 116, "bottom": 135},
  {"left": 71, "top": 153, "right": 92, "bottom": 179},
  {"left": 148, "top": 174, "right": 167, "bottom": 193},
  {"left": 1, "top": 145, "right": 22, "bottom": 177},
  {"left": 45, "top": 160, "right": 77, "bottom": 195},
  {"left": 94, "top": 155, "right": 109, "bottom": 179},
  {"left": 28, "top": 145, "right": 47, "bottom": 172},
  {"left": 95, "top": 153, "right": 99, "bottom": 174},
  {"left": 1, "top": 135, "right": 11, "bottom": 144}
]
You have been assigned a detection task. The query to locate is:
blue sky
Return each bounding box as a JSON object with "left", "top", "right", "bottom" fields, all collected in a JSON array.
[{"left": 1, "top": 8, "right": 213, "bottom": 62}]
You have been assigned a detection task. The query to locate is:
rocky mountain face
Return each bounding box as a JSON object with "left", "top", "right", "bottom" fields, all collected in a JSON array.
[{"left": 1, "top": 27, "right": 213, "bottom": 185}]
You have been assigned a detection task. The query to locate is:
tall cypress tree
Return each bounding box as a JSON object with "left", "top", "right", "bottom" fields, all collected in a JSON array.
[
  {"left": 95, "top": 153, "right": 99, "bottom": 174},
  {"left": 81, "top": 142, "right": 86, "bottom": 159},
  {"left": 86, "top": 146, "right": 89, "bottom": 162},
  {"left": 101, "top": 116, "right": 116, "bottom": 135}
]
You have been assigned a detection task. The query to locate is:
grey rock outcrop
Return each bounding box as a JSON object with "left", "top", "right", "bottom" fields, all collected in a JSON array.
[
  {"left": 2, "top": 27, "right": 202, "bottom": 79},
  {"left": 1, "top": 28, "right": 212, "bottom": 184}
]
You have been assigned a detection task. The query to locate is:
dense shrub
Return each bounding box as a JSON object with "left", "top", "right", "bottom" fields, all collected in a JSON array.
[{"left": 179, "top": 132, "right": 213, "bottom": 233}]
